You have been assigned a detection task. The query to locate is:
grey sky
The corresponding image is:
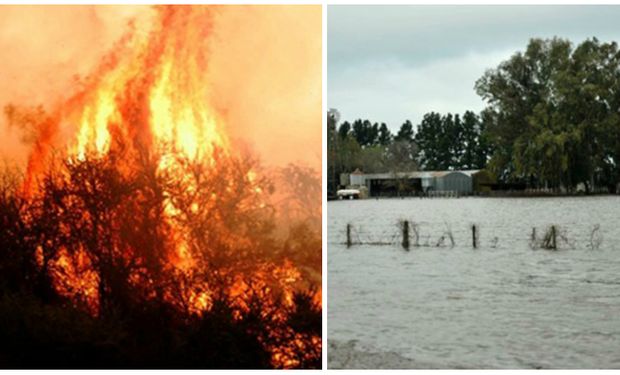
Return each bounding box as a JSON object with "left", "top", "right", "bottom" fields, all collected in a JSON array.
[{"left": 328, "top": 5, "right": 620, "bottom": 132}]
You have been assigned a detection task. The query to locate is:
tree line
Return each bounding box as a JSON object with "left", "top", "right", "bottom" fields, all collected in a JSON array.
[
  {"left": 328, "top": 37, "right": 620, "bottom": 195},
  {"left": 327, "top": 111, "right": 490, "bottom": 192}
]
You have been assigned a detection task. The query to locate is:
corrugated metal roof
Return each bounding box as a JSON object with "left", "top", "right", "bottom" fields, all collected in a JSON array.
[
  {"left": 458, "top": 170, "right": 482, "bottom": 177},
  {"left": 360, "top": 170, "right": 480, "bottom": 180}
]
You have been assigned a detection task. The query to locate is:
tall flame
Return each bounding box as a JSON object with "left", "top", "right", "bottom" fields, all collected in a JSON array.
[
  {"left": 24, "top": 6, "right": 228, "bottom": 191},
  {"left": 76, "top": 7, "right": 226, "bottom": 159}
]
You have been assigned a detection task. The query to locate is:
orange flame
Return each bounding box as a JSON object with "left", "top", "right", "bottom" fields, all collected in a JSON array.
[{"left": 23, "top": 6, "right": 228, "bottom": 193}]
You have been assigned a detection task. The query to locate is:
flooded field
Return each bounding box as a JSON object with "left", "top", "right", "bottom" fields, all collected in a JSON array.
[{"left": 328, "top": 196, "right": 620, "bottom": 368}]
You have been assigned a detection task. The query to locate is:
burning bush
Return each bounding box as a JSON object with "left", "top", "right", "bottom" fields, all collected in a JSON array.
[
  {"left": 0, "top": 5, "right": 321, "bottom": 368},
  {"left": 0, "top": 145, "right": 321, "bottom": 368}
]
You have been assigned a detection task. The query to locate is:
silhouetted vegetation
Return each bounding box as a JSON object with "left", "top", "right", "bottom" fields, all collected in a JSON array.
[{"left": 0, "top": 145, "right": 321, "bottom": 369}]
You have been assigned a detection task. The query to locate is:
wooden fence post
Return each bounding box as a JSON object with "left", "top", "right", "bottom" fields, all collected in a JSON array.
[
  {"left": 402, "top": 220, "right": 410, "bottom": 250},
  {"left": 346, "top": 224, "right": 352, "bottom": 248},
  {"left": 472, "top": 224, "right": 477, "bottom": 249}
]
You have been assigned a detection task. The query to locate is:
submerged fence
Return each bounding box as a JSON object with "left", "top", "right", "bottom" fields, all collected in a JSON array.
[{"left": 337, "top": 221, "right": 605, "bottom": 251}]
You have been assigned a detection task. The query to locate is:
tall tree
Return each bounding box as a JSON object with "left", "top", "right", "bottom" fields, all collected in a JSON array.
[
  {"left": 459, "top": 110, "right": 490, "bottom": 169},
  {"left": 327, "top": 110, "right": 339, "bottom": 193},
  {"left": 476, "top": 37, "right": 620, "bottom": 191},
  {"left": 337, "top": 121, "right": 351, "bottom": 140},
  {"left": 378, "top": 123, "right": 392, "bottom": 146},
  {"left": 415, "top": 112, "right": 443, "bottom": 170},
  {"left": 351, "top": 119, "right": 379, "bottom": 147},
  {"left": 394, "top": 120, "right": 415, "bottom": 143},
  {"left": 415, "top": 111, "right": 489, "bottom": 171}
]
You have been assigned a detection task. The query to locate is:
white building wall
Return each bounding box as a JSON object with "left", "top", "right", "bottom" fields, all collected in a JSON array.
[{"left": 350, "top": 174, "right": 365, "bottom": 186}]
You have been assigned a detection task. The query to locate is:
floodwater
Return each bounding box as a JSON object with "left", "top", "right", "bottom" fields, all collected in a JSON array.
[{"left": 328, "top": 196, "right": 620, "bottom": 368}]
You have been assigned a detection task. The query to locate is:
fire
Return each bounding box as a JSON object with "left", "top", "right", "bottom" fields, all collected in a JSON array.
[
  {"left": 23, "top": 6, "right": 228, "bottom": 193},
  {"left": 7, "top": 5, "right": 321, "bottom": 368},
  {"left": 73, "top": 8, "right": 227, "bottom": 162},
  {"left": 25, "top": 5, "right": 231, "bottom": 305}
]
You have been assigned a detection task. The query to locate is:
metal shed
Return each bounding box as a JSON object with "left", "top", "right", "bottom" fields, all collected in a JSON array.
[
  {"left": 342, "top": 169, "right": 480, "bottom": 197},
  {"left": 434, "top": 171, "right": 473, "bottom": 194}
]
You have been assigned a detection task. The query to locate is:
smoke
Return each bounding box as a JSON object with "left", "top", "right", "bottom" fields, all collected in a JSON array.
[
  {"left": 0, "top": 5, "right": 321, "bottom": 171},
  {"left": 206, "top": 5, "right": 322, "bottom": 170},
  {"left": 0, "top": 5, "right": 150, "bottom": 166}
]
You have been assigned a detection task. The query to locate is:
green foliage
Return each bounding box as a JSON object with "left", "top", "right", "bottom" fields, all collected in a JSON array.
[
  {"left": 394, "top": 120, "right": 415, "bottom": 143},
  {"left": 386, "top": 140, "right": 418, "bottom": 172},
  {"left": 351, "top": 119, "right": 379, "bottom": 147},
  {"left": 414, "top": 111, "right": 489, "bottom": 170},
  {"left": 326, "top": 114, "right": 419, "bottom": 191},
  {"left": 378, "top": 123, "right": 392, "bottom": 146},
  {"left": 337, "top": 120, "right": 351, "bottom": 140},
  {"left": 476, "top": 37, "right": 620, "bottom": 190},
  {"left": 330, "top": 37, "right": 620, "bottom": 192}
]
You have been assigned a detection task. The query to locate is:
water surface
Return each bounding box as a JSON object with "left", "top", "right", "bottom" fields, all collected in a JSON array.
[{"left": 328, "top": 196, "right": 620, "bottom": 368}]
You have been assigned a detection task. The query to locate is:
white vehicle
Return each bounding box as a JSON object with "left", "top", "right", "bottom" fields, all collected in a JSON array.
[{"left": 337, "top": 189, "right": 360, "bottom": 199}]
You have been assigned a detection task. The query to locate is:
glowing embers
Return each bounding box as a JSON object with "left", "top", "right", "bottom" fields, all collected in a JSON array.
[{"left": 50, "top": 247, "right": 100, "bottom": 315}]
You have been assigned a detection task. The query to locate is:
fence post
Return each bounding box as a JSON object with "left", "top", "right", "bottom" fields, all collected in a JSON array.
[
  {"left": 346, "top": 224, "right": 352, "bottom": 248},
  {"left": 472, "top": 224, "right": 477, "bottom": 249},
  {"left": 402, "top": 220, "right": 410, "bottom": 250},
  {"left": 551, "top": 225, "right": 556, "bottom": 250}
]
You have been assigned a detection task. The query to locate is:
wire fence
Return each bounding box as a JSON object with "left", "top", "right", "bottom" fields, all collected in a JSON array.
[{"left": 332, "top": 220, "right": 606, "bottom": 251}]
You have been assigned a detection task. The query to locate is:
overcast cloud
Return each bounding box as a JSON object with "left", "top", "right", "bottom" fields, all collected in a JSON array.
[{"left": 328, "top": 5, "right": 620, "bottom": 131}]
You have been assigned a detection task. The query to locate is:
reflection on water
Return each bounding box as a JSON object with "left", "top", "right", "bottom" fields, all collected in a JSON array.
[{"left": 328, "top": 196, "right": 620, "bottom": 368}]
